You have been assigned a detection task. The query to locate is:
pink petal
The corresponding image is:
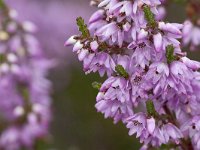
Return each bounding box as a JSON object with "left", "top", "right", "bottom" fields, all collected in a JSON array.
[{"left": 153, "top": 33, "right": 162, "bottom": 52}]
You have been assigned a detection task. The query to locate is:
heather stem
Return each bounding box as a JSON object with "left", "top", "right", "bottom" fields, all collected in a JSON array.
[{"left": 115, "top": 65, "right": 129, "bottom": 79}]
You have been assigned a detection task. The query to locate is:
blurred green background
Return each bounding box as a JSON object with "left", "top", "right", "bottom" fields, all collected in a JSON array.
[{"left": 51, "top": 66, "right": 140, "bottom": 150}]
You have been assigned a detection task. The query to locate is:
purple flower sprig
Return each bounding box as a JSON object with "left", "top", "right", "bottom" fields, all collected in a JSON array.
[
  {"left": 0, "top": 1, "right": 52, "bottom": 149},
  {"left": 66, "top": 0, "right": 200, "bottom": 149}
]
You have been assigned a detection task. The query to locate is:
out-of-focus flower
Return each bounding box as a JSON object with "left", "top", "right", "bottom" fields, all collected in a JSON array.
[
  {"left": 183, "top": 20, "right": 200, "bottom": 50},
  {"left": 0, "top": 2, "right": 52, "bottom": 149},
  {"left": 7, "top": 0, "right": 94, "bottom": 61}
]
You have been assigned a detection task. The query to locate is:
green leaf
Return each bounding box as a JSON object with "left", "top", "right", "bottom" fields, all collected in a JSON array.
[
  {"left": 76, "top": 17, "right": 90, "bottom": 38},
  {"left": 146, "top": 100, "right": 157, "bottom": 117},
  {"left": 143, "top": 5, "right": 156, "bottom": 28},
  {"left": 115, "top": 65, "right": 129, "bottom": 79},
  {"left": 92, "top": 81, "right": 102, "bottom": 90},
  {"left": 166, "top": 45, "right": 175, "bottom": 64}
]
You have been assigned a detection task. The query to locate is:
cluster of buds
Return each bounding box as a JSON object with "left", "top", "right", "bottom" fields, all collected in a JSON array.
[
  {"left": 0, "top": 1, "right": 52, "bottom": 150},
  {"left": 66, "top": 0, "right": 200, "bottom": 149}
]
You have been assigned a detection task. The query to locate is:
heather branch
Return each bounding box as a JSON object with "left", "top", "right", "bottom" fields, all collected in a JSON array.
[
  {"left": 76, "top": 17, "right": 90, "bottom": 38},
  {"left": 66, "top": 0, "right": 200, "bottom": 149},
  {"left": 115, "top": 65, "right": 129, "bottom": 79}
]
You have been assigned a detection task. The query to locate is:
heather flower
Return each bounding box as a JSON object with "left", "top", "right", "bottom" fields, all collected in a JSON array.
[
  {"left": 98, "top": 0, "right": 117, "bottom": 8},
  {"left": 67, "top": 37, "right": 117, "bottom": 76},
  {"left": 145, "top": 60, "right": 199, "bottom": 108},
  {"left": 131, "top": 70, "right": 151, "bottom": 104},
  {"left": 89, "top": 10, "right": 105, "bottom": 24},
  {"left": 162, "top": 123, "right": 183, "bottom": 143},
  {"left": 126, "top": 113, "right": 183, "bottom": 147},
  {"left": 155, "top": 6, "right": 166, "bottom": 20},
  {"left": 83, "top": 52, "right": 116, "bottom": 76},
  {"left": 126, "top": 113, "right": 155, "bottom": 138},
  {"left": 181, "top": 116, "right": 200, "bottom": 150},
  {"left": 151, "top": 22, "right": 183, "bottom": 52},
  {"left": 128, "top": 29, "right": 154, "bottom": 69},
  {"left": 95, "top": 76, "right": 133, "bottom": 123},
  {"left": 145, "top": 62, "right": 169, "bottom": 96},
  {"left": 96, "top": 22, "right": 129, "bottom": 47}
]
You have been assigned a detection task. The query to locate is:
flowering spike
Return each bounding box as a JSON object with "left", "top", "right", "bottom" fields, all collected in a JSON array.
[
  {"left": 143, "top": 5, "right": 156, "bottom": 28},
  {"left": 0, "top": 1, "right": 52, "bottom": 149},
  {"left": 146, "top": 100, "right": 157, "bottom": 117},
  {"left": 67, "top": 0, "right": 200, "bottom": 149},
  {"left": 166, "top": 45, "right": 175, "bottom": 64},
  {"left": 76, "top": 17, "right": 90, "bottom": 38},
  {"left": 115, "top": 65, "right": 129, "bottom": 79},
  {"left": 92, "top": 81, "right": 102, "bottom": 90}
]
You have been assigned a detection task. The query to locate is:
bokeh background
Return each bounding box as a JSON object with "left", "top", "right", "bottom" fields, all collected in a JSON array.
[{"left": 6, "top": 0, "right": 200, "bottom": 149}]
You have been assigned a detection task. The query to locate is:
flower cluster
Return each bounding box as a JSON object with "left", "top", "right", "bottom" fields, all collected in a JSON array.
[
  {"left": 0, "top": 2, "right": 52, "bottom": 150},
  {"left": 66, "top": 0, "right": 200, "bottom": 149}
]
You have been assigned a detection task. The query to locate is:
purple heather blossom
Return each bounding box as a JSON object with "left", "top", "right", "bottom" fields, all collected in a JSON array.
[
  {"left": 145, "top": 60, "right": 200, "bottom": 108},
  {"left": 126, "top": 113, "right": 183, "bottom": 146},
  {"left": 95, "top": 76, "right": 133, "bottom": 123},
  {"left": 130, "top": 70, "right": 152, "bottom": 104},
  {"left": 181, "top": 116, "right": 200, "bottom": 150},
  {"left": 155, "top": 6, "right": 166, "bottom": 20},
  {"left": 67, "top": 37, "right": 117, "bottom": 77},
  {"left": 126, "top": 113, "right": 155, "bottom": 138},
  {"left": 151, "top": 22, "right": 183, "bottom": 52},
  {"left": 128, "top": 29, "right": 155, "bottom": 69},
  {"left": 66, "top": 0, "right": 200, "bottom": 149},
  {"left": 145, "top": 62, "right": 169, "bottom": 96},
  {"left": 162, "top": 123, "right": 183, "bottom": 143}
]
